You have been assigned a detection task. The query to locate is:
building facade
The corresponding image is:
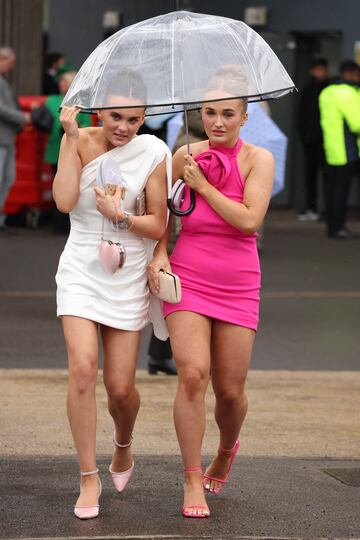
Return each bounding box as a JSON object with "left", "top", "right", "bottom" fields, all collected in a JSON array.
[{"left": 1, "top": 0, "right": 360, "bottom": 208}]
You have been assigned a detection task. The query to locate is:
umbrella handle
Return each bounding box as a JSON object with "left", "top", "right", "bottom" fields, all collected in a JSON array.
[{"left": 167, "top": 188, "right": 196, "bottom": 216}]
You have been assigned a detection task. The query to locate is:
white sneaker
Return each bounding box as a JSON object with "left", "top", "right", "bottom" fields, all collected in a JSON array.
[{"left": 297, "top": 209, "right": 319, "bottom": 222}]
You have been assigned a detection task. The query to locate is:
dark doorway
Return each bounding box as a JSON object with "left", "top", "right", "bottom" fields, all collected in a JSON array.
[
  {"left": 260, "top": 31, "right": 342, "bottom": 209},
  {"left": 291, "top": 31, "right": 342, "bottom": 211}
]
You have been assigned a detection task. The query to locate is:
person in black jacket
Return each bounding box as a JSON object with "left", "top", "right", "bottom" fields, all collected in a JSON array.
[
  {"left": 42, "top": 52, "right": 65, "bottom": 95},
  {"left": 297, "top": 58, "right": 329, "bottom": 221}
]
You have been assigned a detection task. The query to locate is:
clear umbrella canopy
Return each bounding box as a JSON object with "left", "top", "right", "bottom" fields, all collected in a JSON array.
[{"left": 62, "top": 10, "right": 295, "bottom": 115}]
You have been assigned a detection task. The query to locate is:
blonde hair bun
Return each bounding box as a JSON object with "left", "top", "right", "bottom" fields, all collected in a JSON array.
[{"left": 206, "top": 64, "right": 248, "bottom": 109}]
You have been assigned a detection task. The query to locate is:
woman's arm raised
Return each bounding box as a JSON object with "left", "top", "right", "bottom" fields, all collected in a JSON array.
[{"left": 52, "top": 107, "right": 83, "bottom": 213}]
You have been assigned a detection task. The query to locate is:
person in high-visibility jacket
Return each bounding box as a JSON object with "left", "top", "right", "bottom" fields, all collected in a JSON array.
[{"left": 319, "top": 60, "right": 360, "bottom": 238}]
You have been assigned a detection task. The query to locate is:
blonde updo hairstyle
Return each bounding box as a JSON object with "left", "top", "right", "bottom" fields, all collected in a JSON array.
[{"left": 205, "top": 64, "right": 248, "bottom": 112}]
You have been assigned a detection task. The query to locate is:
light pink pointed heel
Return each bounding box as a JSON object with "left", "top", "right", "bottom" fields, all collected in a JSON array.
[
  {"left": 74, "top": 468, "right": 101, "bottom": 520},
  {"left": 182, "top": 467, "right": 210, "bottom": 518},
  {"left": 203, "top": 439, "right": 240, "bottom": 495},
  {"left": 109, "top": 434, "right": 134, "bottom": 492}
]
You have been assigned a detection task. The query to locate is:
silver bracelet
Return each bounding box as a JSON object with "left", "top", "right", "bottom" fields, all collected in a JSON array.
[
  {"left": 116, "top": 210, "right": 133, "bottom": 230},
  {"left": 123, "top": 211, "right": 131, "bottom": 228}
]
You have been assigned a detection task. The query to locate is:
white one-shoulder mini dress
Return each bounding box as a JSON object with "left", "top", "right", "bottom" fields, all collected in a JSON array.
[{"left": 56, "top": 134, "right": 171, "bottom": 335}]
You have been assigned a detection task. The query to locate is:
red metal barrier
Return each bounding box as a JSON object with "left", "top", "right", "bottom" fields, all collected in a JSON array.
[
  {"left": 3, "top": 95, "right": 53, "bottom": 220},
  {"left": 4, "top": 98, "right": 98, "bottom": 226}
]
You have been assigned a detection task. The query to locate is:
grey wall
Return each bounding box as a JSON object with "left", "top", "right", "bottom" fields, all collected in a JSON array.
[
  {"left": 47, "top": 0, "right": 360, "bottom": 208},
  {"left": 48, "top": 0, "right": 172, "bottom": 68},
  {"left": 194, "top": 0, "right": 359, "bottom": 59},
  {"left": 48, "top": 0, "right": 360, "bottom": 76},
  {"left": 0, "top": 0, "right": 43, "bottom": 94}
]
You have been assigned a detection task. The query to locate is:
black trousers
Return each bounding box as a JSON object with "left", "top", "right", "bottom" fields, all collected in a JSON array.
[
  {"left": 51, "top": 164, "right": 70, "bottom": 234},
  {"left": 303, "top": 142, "right": 324, "bottom": 211},
  {"left": 324, "top": 162, "right": 355, "bottom": 236},
  {"left": 148, "top": 332, "right": 172, "bottom": 360}
]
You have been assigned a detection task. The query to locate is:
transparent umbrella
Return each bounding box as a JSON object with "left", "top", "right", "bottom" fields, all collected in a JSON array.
[
  {"left": 62, "top": 10, "right": 295, "bottom": 214},
  {"left": 63, "top": 10, "right": 294, "bottom": 114}
]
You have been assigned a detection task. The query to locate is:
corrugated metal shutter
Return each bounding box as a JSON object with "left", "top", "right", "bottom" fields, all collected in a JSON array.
[{"left": 0, "top": 0, "right": 43, "bottom": 94}]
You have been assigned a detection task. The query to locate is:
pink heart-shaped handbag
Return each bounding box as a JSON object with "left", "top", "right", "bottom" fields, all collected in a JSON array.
[{"left": 99, "top": 240, "right": 126, "bottom": 274}]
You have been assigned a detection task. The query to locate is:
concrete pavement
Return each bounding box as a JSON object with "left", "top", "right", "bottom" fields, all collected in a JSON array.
[
  {"left": 1, "top": 455, "right": 359, "bottom": 539},
  {"left": 0, "top": 209, "right": 360, "bottom": 539},
  {"left": 1, "top": 209, "right": 360, "bottom": 371},
  {"left": 1, "top": 369, "right": 359, "bottom": 458}
]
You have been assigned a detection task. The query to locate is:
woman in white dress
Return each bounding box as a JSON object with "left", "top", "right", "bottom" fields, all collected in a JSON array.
[{"left": 53, "top": 72, "right": 170, "bottom": 519}]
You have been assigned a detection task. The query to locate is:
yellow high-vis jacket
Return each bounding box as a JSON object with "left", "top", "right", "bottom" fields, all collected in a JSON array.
[{"left": 319, "top": 81, "right": 360, "bottom": 166}]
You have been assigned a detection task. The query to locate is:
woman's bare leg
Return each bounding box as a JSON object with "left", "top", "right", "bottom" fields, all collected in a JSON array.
[
  {"left": 101, "top": 326, "right": 141, "bottom": 473},
  {"left": 204, "top": 321, "right": 255, "bottom": 493},
  {"left": 63, "top": 316, "right": 100, "bottom": 507},
  {"left": 167, "top": 311, "right": 211, "bottom": 516}
]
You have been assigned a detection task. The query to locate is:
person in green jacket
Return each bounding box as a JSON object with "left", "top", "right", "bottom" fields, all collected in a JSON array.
[
  {"left": 45, "top": 71, "right": 91, "bottom": 168},
  {"left": 319, "top": 60, "right": 360, "bottom": 238},
  {"left": 45, "top": 71, "right": 91, "bottom": 233}
]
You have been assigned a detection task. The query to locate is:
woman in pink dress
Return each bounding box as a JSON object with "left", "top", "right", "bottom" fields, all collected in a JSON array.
[{"left": 148, "top": 67, "right": 274, "bottom": 518}]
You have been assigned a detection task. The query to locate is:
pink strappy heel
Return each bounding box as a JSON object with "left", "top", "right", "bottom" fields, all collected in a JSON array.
[
  {"left": 182, "top": 467, "right": 210, "bottom": 518},
  {"left": 203, "top": 439, "right": 240, "bottom": 494},
  {"left": 109, "top": 434, "right": 134, "bottom": 492},
  {"left": 74, "top": 468, "right": 101, "bottom": 520}
]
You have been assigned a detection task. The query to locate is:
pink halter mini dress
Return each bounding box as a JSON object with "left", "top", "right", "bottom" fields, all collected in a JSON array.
[{"left": 163, "top": 139, "right": 261, "bottom": 331}]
